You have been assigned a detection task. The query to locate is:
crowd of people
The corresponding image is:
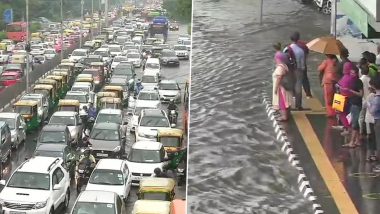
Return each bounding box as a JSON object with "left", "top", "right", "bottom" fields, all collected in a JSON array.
[{"left": 272, "top": 31, "right": 380, "bottom": 172}]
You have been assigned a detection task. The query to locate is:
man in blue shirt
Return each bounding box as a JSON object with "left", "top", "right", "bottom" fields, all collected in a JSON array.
[{"left": 88, "top": 103, "right": 97, "bottom": 119}]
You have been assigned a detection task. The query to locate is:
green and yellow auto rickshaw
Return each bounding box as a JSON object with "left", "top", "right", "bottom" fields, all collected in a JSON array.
[
  {"left": 132, "top": 200, "right": 171, "bottom": 214},
  {"left": 96, "top": 91, "right": 117, "bottom": 109},
  {"left": 157, "top": 128, "right": 184, "bottom": 157},
  {"left": 99, "top": 97, "right": 122, "bottom": 110},
  {"left": 37, "top": 78, "right": 59, "bottom": 104},
  {"left": 45, "top": 75, "right": 66, "bottom": 97},
  {"left": 33, "top": 84, "right": 57, "bottom": 109},
  {"left": 103, "top": 86, "right": 128, "bottom": 107},
  {"left": 52, "top": 71, "right": 69, "bottom": 87},
  {"left": 53, "top": 67, "right": 73, "bottom": 84},
  {"left": 93, "top": 39, "right": 103, "bottom": 49},
  {"left": 137, "top": 177, "right": 176, "bottom": 201},
  {"left": 58, "top": 61, "right": 75, "bottom": 76},
  {"left": 57, "top": 99, "right": 80, "bottom": 114},
  {"left": 13, "top": 100, "right": 39, "bottom": 132}
]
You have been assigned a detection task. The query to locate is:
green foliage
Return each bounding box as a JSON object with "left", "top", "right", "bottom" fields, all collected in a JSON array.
[
  {"left": 0, "top": 32, "right": 6, "bottom": 40},
  {"left": 30, "top": 23, "right": 41, "bottom": 33},
  {"left": 163, "top": 0, "right": 192, "bottom": 23}
]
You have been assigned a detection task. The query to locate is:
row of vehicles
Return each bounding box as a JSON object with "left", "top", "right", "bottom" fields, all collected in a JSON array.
[{"left": 0, "top": 1, "right": 188, "bottom": 213}]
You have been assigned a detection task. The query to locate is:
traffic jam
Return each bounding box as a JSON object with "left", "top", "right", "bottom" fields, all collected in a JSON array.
[{"left": 0, "top": 1, "right": 188, "bottom": 213}]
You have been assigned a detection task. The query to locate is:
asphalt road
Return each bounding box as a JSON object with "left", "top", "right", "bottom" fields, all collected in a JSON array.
[{"left": 0, "top": 23, "right": 189, "bottom": 213}]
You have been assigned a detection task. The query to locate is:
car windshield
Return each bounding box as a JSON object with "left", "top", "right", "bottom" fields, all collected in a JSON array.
[
  {"left": 93, "top": 51, "right": 109, "bottom": 57},
  {"left": 65, "top": 94, "right": 88, "bottom": 103},
  {"left": 145, "top": 63, "right": 159, "bottom": 69},
  {"left": 72, "top": 202, "right": 116, "bottom": 214},
  {"left": 82, "top": 58, "right": 99, "bottom": 64},
  {"left": 15, "top": 106, "right": 31, "bottom": 114},
  {"left": 50, "top": 116, "right": 75, "bottom": 126},
  {"left": 35, "top": 150, "right": 64, "bottom": 158},
  {"left": 162, "top": 51, "right": 176, "bottom": 57},
  {"left": 7, "top": 172, "right": 50, "bottom": 190},
  {"left": 159, "top": 83, "right": 178, "bottom": 90},
  {"left": 174, "top": 46, "right": 186, "bottom": 50},
  {"left": 40, "top": 131, "right": 66, "bottom": 143},
  {"left": 142, "top": 76, "right": 156, "bottom": 83},
  {"left": 6, "top": 64, "right": 21, "bottom": 70},
  {"left": 127, "top": 53, "right": 140, "bottom": 59},
  {"left": 0, "top": 118, "right": 15, "bottom": 129},
  {"left": 138, "top": 92, "right": 159, "bottom": 100},
  {"left": 160, "top": 137, "right": 181, "bottom": 147},
  {"left": 140, "top": 116, "right": 169, "bottom": 127},
  {"left": 45, "top": 50, "right": 55, "bottom": 54},
  {"left": 72, "top": 51, "right": 86, "bottom": 56},
  {"left": 71, "top": 86, "right": 89, "bottom": 92},
  {"left": 129, "top": 148, "right": 161, "bottom": 163},
  {"left": 183, "top": 40, "right": 191, "bottom": 45},
  {"left": 96, "top": 114, "right": 121, "bottom": 124},
  {"left": 113, "top": 57, "right": 127, "bottom": 62},
  {"left": 109, "top": 46, "right": 121, "bottom": 52},
  {"left": 89, "top": 169, "right": 124, "bottom": 185},
  {"left": 113, "top": 68, "right": 132, "bottom": 76},
  {"left": 31, "top": 45, "right": 43, "bottom": 49},
  {"left": 142, "top": 192, "right": 169, "bottom": 200},
  {"left": 90, "top": 128, "right": 119, "bottom": 141}
]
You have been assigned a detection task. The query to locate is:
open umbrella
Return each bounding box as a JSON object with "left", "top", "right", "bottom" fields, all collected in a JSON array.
[{"left": 307, "top": 36, "right": 346, "bottom": 55}]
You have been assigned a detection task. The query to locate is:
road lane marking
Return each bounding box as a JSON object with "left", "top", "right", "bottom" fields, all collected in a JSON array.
[{"left": 293, "top": 113, "right": 359, "bottom": 214}]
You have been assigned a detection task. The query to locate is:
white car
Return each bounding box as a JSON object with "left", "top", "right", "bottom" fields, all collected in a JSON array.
[
  {"left": 108, "top": 44, "right": 123, "bottom": 57},
  {"left": 30, "top": 44, "right": 45, "bottom": 56},
  {"left": 126, "top": 141, "right": 169, "bottom": 186},
  {"left": 136, "top": 89, "right": 161, "bottom": 109},
  {"left": 48, "top": 111, "right": 83, "bottom": 144},
  {"left": 0, "top": 157, "right": 71, "bottom": 214},
  {"left": 128, "top": 104, "right": 158, "bottom": 133},
  {"left": 44, "top": 49, "right": 56, "bottom": 60},
  {"left": 143, "top": 58, "right": 161, "bottom": 78},
  {"left": 158, "top": 80, "right": 181, "bottom": 103},
  {"left": 95, "top": 109, "right": 128, "bottom": 135},
  {"left": 93, "top": 48, "right": 112, "bottom": 64},
  {"left": 85, "top": 159, "right": 132, "bottom": 201},
  {"left": 111, "top": 56, "right": 128, "bottom": 70},
  {"left": 173, "top": 45, "right": 189, "bottom": 60},
  {"left": 182, "top": 39, "right": 191, "bottom": 51},
  {"left": 65, "top": 90, "right": 91, "bottom": 110},
  {"left": 126, "top": 52, "right": 142, "bottom": 68},
  {"left": 69, "top": 49, "right": 88, "bottom": 63},
  {"left": 135, "top": 109, "right": 173, "bottom": 142},
  {"left": 0, "top": 112, "right": 26, "bottom": 149},
  {"left": 71, "top": 190, "right": 126, "bottom": 214},
  {"left": 141, "top": 74, "right": 159, "bottom": 91}
]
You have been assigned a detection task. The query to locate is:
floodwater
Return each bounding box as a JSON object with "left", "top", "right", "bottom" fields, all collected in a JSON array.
[{"left": 188, "top": 0, "right": 330, "bottom": 213}]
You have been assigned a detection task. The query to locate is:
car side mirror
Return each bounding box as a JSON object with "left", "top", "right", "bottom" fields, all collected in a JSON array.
[
  {"left": 53, "top": 184, "right": 61, "bottom": 190},
  {"left": 0, "top": 180, "right": 6, "bottom": 186}
]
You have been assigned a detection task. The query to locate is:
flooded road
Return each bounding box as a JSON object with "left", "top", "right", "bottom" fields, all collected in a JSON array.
[{"left": 188, "top": 0, "right": 330, "bottom": 213}]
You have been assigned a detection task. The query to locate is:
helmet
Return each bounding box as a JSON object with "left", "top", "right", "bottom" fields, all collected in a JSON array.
[
  {"left": 83, "top": 148, "right": 91, "bottom": 156},
  {"left": 154, "top": 168, "right": 161, "bottom": 175}
]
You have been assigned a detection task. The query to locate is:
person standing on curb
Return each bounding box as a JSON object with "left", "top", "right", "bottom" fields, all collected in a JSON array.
[
  {"left": 318, "top": 54, "right": 339, "bottom": 117},
  {"left": 336, "top": 48, "right": 350, "bottom": 79},
  {"left": 358, "top": 65, "right": 371, "bottom": 138},
  {"left": 365, "top": 84, "right": 377, "bottom": 162},
  {"left": 287, "top": 32, "right": 308, "bottom": 110},
  {"left": 368, "top": 77, "right": 380, "bottom": 172}
]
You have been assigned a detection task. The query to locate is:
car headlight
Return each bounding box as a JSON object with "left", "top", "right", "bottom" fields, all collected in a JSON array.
[
  {"left": 33, "top": 200, "right": 47, "bottom": 209},
  {"left": 94, "top": 80, "right": 100, "bottom": 84},
  {"left": 113, "top": 145, "right": 121, "bottom": 152}
]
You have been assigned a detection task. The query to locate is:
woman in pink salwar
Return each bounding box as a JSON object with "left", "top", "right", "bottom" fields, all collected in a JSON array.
[
  {"left": 318, "top": 54, "right": 339, "bottom": 117},
  {"left": 272, "top": 52, "right": 292, "bottom": 121}
]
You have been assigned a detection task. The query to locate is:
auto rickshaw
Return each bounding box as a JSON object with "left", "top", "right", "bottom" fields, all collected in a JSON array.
[
  {"left": 37, "top": 79, "right": 59, "bottom": 103},
  {"left": 96, "top": 91, "right": 117, "bottom": 109},
  {"left": 52, "top": 71, "right": 69, "bottom": 87},
  {"left": 33, "top": 84, "right": 56, "bottom": 109},
  {"left": 9, "top": 54, "right": 27, "bottom": 66},
  {"left": 45, "top": 75, "right": 66, "bottom": 97},
  {"left": 170, "top": 199, "right": 186, "bottom": 214},
  {"left": 132, "top": 200, "right": 171, "bottom": 214},
  {"left": 64, "top": 29, "right": 75, "bottom": 37},
  {"left": 157, "top": 128, "right": 184, "bottom": 157},
  {"left": 76, "top": 75, "right": 94, "bottom": 85},
  {"left": 53, "top": 67, "right": 73, "bottom": 82},
  {"left": 103, "top": 85, "right": 128, "bottom": 106},
  {"left": 58, "top": 61, "right": 75, "bottom": 76},
  {"left": 13, "top": 100, "right": 40, "bottom": 132},
  {"left": 137, "top": 177, "right": 176, "bottom": 201},
  {"left": 57, "top": 99, "right": 80, "bottom": 113},
  {"left": 99, "top": 97, "right": 122, "bottom": 110},
  {"left": 93, "top": 39, "right": 103, "bottom": 49}
]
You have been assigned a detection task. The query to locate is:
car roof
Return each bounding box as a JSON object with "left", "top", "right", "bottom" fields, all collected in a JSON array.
[
  {"left": 17, "top": 156, "right": 63, "bottom": 173},
  {"left": 67, "top": 90, "right": 87, "bottom": 95},
  {"left": 73, "top": 49, "right": 87, "bottom": 52},
  {"left": 93, "top": 122, "right": 119, "bottom": 130},
  {"left": 95, "top": 159, "right": 124, "bottom": 170},
  {"left": 139, "top": 89, "right": 158, "bottom": 94},
  {"left": 35, "top": 143, "right": 66, "bottom": 152},
  {"left": 98, "top": 109, "right": 122, "bottom": 115},
  {"left": 133, "top": 200, "right": 171, "bottom": 213},
  {"left": 142, "top": 109, "right": 165, "bottom": 117},
  {"left": 77, "top": 190, "right": 116, "bottom": 203},
  {"left": 0, "top": 112, "right": 18, "bottom": 119},
  {"left": 132, "top": 141, "right": 163, "bottom": 150},
  {"left": 146, "top": 58, "right": 159, "bottom": 63},
  {"left": 95, "top": 48, "right": 108, "bottom": 51},
  {"left": 159, "top": 79, "right": 176, "bottom": 84},
  {"left": 41, "top": 124, "right": 68, "bottom": 131},
  {"left": 52, "top": 111, "right": 77, "bottom": 117}
]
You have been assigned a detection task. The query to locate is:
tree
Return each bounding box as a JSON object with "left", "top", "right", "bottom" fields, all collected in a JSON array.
[{"left": 163, "top": 0, "right": 191, "bottom": 23}]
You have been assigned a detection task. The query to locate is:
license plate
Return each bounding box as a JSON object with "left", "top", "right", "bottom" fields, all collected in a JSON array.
[
  {"left": 10, "top": 212, "right": 26, "bottom": 214},
  {"left": 97, "top": 153, "right": 108, "bottom": 157},
  {"left": 134, "top": 176, "right": 143, "bottom": 180}
]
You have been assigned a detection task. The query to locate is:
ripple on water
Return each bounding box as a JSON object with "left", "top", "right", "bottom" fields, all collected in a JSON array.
[{"left": 188, "top": 0, "right": 331, "bottom": 213}]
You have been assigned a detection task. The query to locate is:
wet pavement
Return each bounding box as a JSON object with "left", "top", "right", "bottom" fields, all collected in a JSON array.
[{"left": 0, "top": 24, "right": 188, "bottom": 213}]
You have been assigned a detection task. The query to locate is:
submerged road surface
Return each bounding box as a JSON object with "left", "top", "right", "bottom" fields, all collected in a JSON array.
[{"left": 188, "top": 0, "right": 330, "bottom": 213}]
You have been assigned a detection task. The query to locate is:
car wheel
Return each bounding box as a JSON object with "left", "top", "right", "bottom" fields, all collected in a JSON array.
[{"left": 63, "top": 190, "right": 70, "bottom": 209}]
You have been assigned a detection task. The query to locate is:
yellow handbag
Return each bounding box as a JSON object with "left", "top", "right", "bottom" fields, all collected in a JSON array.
[{"left": 332, "top": 93, "right": 347, "bottom": 112}]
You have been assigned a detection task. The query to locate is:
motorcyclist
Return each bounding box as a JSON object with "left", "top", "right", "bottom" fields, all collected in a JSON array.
[
  {"left": 135, "top": 79, "right": 144, "bottom": 96},
  {"left": 167, "top": 99, "right": 178, "bottom": 121},
  {"left": 78, "top": 135, "right": 92, "bottom": 148},
  {"left": 154, "top": 168, "right": 169, "bottom": 178},
  {"left": 88, "top": 103, "right": 97, "bottom": 119},
  {"left": 77, "top": 148, "right": 96, "bottom": 170}
]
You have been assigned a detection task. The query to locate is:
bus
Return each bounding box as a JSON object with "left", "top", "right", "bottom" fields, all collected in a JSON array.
[
  {"left": 183, "top": 79, "right": 190, "bottom": 135},
  {"left": 6, "top": 22, "right": 27, "bottom": 42}
]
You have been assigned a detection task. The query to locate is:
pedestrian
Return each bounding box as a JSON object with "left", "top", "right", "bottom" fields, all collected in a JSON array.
[
  {"left": 358, "top": 65, "right": 371, "bottom": 136},
  {"left": 368, "top": 77, "right": 380, "bottom": 172},
  {"left": 272, "top": 42, "right": 283, "bottom": 111},
  {"left": 365, "top": 84, "right": 376, "bottom": 162},
  {"left": 336, "top": 48, "right": 350, "bottom": 79},
  {"left": 362, "top": 51, "right": 379, "bottom": 79},
  {"left": 342, "top": 65, "right": 363, "bottom": 148},
  {"left": 287, "top": 32, "right": 308, "bottom": 110},
  {"left": 272, "top": 52, "right": 292, "bottom": 121},
  {"left": 337, "top": 62, "right": 357, "bottom": 136},
  {"left": 318, "top": 54, "right": 339, "bottom": 117}
]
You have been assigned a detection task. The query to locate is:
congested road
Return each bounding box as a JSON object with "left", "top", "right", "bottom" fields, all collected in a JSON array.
[{"left": 0, "top": 19, "right": 188, "bottom": 214}]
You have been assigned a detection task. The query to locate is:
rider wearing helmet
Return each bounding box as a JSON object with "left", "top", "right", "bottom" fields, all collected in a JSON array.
[
  {"left": 154, "top": 168, "right": 168, "bottom": 178},
  {"left": 78, "top": 148, "right": 96, "bottom": 169},
  {"left": 167, "top": 99, "right": 178, "bottom": 118}
]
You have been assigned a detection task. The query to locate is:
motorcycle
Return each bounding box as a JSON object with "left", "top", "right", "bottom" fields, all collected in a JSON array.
[
  {"left": 176, "top": 161, "right": 186, "bottom": 186},
  {"left": 314, "top": 0, "right": 331, "bottom": 15},
  {"left": 76, "top": 160, "right": 93, "bottom": 194},
  {"left": 168, "top": 110, "right": 177, "bottom": 125}
]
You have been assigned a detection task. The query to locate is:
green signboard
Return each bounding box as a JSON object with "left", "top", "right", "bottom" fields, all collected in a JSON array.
[{"left": 340, "top": 0, "right": 369, "bottom": 37}]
